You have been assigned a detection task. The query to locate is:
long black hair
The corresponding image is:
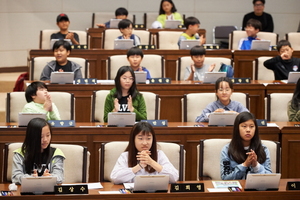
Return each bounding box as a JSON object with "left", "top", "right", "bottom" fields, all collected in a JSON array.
[
  {"left": 291, "top": 78, "right": 300, "bottom": 110},
  {"left": 159, "top": 0, "right": 177, "bottom": 15},
  {"left": 114, "top": 66, "right": 139, "bottom": 99}
]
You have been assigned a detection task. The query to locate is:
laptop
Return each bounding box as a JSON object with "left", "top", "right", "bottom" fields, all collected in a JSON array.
[
  {"left": 18, "top": 113, "right": 47, "bottom": 127},
  {"left": 287, "top": 72, "right": 300, "bottom": 83},
  {"left": 164, "top": 20, "right": 182, "bottom": 29},
  {"left": 50, "top": 39, "right": 71, "bottom": 49},
  {"left": 114, "top": 39, "right": 134, "bottom": 50},
  {"left": 250, "top": 40, "right": 271, "bottom": 50},
  {"left": 109, "top": 18, "right": 122, "bottom": 28},
  {"left": 107, "top": 112, "right": 136, "bottom": 127},
  {"left": 132, "top": 175, "right": 169, "bottom": 193},
  {"left": 50, "top": 72, "right": 74, "bottom": 84},
  {"left": 203, "top": 72, "right": 226, "bottom": 83},
  {"left": 134, "top": 71, "right": 147, "bottom": 83},
  {"left": 208, "top": 111, "right": 238, "bottom": 126},
  {"left": 179, "top": 40, "right": 199, "bottom": 50},
  {"left": 245, "top": 174, "right": 281, "bottom": 191},
  {"left": 21, "top": 176, "right": 57, "bottom": 195}
]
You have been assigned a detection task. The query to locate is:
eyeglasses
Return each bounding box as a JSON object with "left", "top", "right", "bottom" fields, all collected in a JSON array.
[
  {"left": 254, "top": 3, "right": 264, "bottom": 7},
  {"left": 218, "top": 88, "right": 231, "bottom": 93}
]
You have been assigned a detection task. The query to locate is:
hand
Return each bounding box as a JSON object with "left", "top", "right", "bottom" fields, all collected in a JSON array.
[
  {"left": 281, "top": 52, "right": 290, "bottom": 60},
  {"left": 43, "top": 93, "right": 53, "bottom": 112},
  {"left": 32, "top": 169, "right": 38, "bottom": 177},
  {"left": 199, "top": 35, "right": 206, "bottom": 45},
  {"left": 65, "top": 32, "right": 74, "bottom": 40},
  {"left": 113, "top": 98, "right": 119, "bottom": 112},
  {"left": 137, "top": 150, "right": 152, "bottom": 167},
  {"left": 127, "top": 95, "right": 134, "bottom": 112},
  {"left": 247, "top": 149, "right": 258, "bottom": 167},
  {"left": 208, "top": 63, "right": 216, "bottom": 72},
  {"left": 214, "top": 108, "right": 225, "bottom": 112},
  {"left": 42, "top": 169, "right": 51, "bottom": 177},
  {"left": 96, "top": 23, "right": 105, "bottom": 28},
  {"left": 137, "top": 67, "right": 143, "bottom": 71},
  {"left": 190, "top": 64, "right": 195, "bottom": 73},
  {"left": 58, "top": 68, "right": 64, "bottom": 72}
]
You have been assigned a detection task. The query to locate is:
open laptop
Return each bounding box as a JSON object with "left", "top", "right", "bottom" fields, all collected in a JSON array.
[
  {"left": 21, "top": 176, "right": 57, "bottom": 195},
  {"left": 18, "top": 113, "right": 47, "bottom": 127},
  {"left": 109, "top": 18, "right": 122, "bottom": 28},
  {"left": 50, "top": 39, "right": 71, "bottom": 49},
  {"left": 245, "top": 174, "right": 281, "bottom": 191},
  {"left": 179, "top": 40, "right": 199, "bottom": 50},
  {"left": 50, "top": 72, "right": 74, "bottom": 84},
  {"left": 114, "top": 39, "right": 134, "bottom": 50},
  {"left": 208, "top": 112, "right": 238, "bottom": 126},
  {"left": 107, "top": 112, "right": 136, "bottom": 127},
  {"left": 250, "top": 40, "right": 271, "bottom": 50},
  {"left": 287, "top": 72, "right": 300, "bottom": 83},
  {"left": 132, "top": 175, "right": 169, "bottom": 193},
  {"left": 203, "top": 72, "right": 226, "bottom": 83},
  {"left": 134, "top": 71, "right": 147, "bottom": 83},
  {"left": 164, "top": 20, "right": 182, "bottom": 29}
]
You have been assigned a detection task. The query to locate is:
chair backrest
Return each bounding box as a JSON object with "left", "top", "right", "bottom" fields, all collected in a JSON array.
[
  {"left": 197, "top": 139, "right": 280, "bottom": 180},
  {"left": 176, "top": 56, "right": 232, "bottom": 81},
  {"left": 107, "top": 54, "right": 164, "bottom": 79},
  {"left": 39, "top": 30, "right": 87, "bottom": 49},
  {"left": 157, "top": 31, "right": 183, "bottom": 49},
  {"left": 253, "top": 56, "right": 274, "bottom": 80},
  {"left": 286, "top": 32, "right": 300, "bottom": 50},
  {"left": 99, "top": 141, "right": 185, "bottom": 182},
  {"left": 145, "top": 13, "right": 158, "bottom": 29},
  {"left": 182, "top": 92, "right": 249, "bottom": 122},
  {"left": 6, "top": 92, "right": 75, "bottom": 122},
  {"left": 266, "top": 93, "right": 293, "bottom": 121},
  {"left": 213, "top": 26, "right": 238, "bottom": 44},
  {"left": 30, "top": 57, "right": 88, "bottom": 80},
  {"left": 91, "top": 12, "right": 135, "bottom": 28},
  {"left": 3, "top": 143, "right": 90, "bottom": 183}
]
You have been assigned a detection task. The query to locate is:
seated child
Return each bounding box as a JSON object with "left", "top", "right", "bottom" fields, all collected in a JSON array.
[
  {"left": 22, "top": 81, "right": 61, "bottom": 120},
  {"left": 264, "top": 40, "right": 300, "bottom": 80},
  {"left": 178, "top": 16, "right": 205, "bottom": 47},
  {"left": 127, "top": 47, "right": 151, "bottom": 79},
  {"left": 117, "top": 19, "right": 140, "bottom": 46},
  {"left": 96, "top": 7, "right": 128, "bottom": 28},
  {"left": 40, "top": 40, "right": 83, "bottom": 80},
  {"left": 184, "top": 45, "right": 216, "bottom": 81},
  {"left": 51, "top": 13, "right": 79, "bottom": 45},
  {"left": 238, "top": 19, "right": 262, "bottom": 50}
]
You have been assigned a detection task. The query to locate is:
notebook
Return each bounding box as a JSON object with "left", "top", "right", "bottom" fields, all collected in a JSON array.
[
  {"left": 250, "top": 40, "right": 271, "bottom": 50},
  {"left": 287, "top": 72, "right": 300, "bottom": 83},
  {"left": 134, "top": 71, "right": 147, "bottom": 83},
  {"left": 203, "top": 72, "right": 226, "bottom": 83},
  {"left": 179, "top": 40, "right": 199, "bottom": 50},
  {"left": 164, "top": 20, "right": 182, "bottom": 29},
  {"left": 245, "top": 173, "right": 281, "bottom": 191},
  {"left": 208, "top": 111, "right": 238, "bottom": 126},
  {"left": 50, "top": 39, "right": 71, "bottom": 49},
  {"left": 50, "top": 72, "right": 74, "bottom": 84},
  {"left": 18, "top": 113, "right": 47, "bottom": 127},
  {"left": 132, "top": 175, "right": 169, "bottom": 193},
  {"left": 109, "top": 18, "right": 122, "bottom": 28},
  {"left": 21, "top": 176, "right": 57, "bottom": 195},
  {"left": 107, "top": 112, "right": 136, "bottom": 127},
  {"left": 114, "top": 39, "right": 134, "bottom": 50}
]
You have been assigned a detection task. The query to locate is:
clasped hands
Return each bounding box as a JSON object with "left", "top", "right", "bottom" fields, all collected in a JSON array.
[
  {"left": 113, "top": 96, "right": 134, "bottom": 112},
  {"left": 43, "top": 94, "right": 53, "bottom": 112},
  {"left": 32, "top": 169, "right": 51, "bottom": 177},
  {"left": 136, "top": 150, "right": 152, "bottom": 168},
  {"left": 243, "top": 149, "right": 258, "bottom": 168}
]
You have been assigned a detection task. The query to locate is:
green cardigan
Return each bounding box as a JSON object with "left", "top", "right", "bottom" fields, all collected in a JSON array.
[
  {"left": 287, "top": 100, "right": 300, "bottom": 121},
  {"left": 157, "top": 12, "right": 183, "bottom": 28},
  {"left": 103, "top": 88, "right": 147, "bottom": 122}
]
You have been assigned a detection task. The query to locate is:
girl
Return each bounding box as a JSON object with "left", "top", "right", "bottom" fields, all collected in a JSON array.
[
  {"left": 110, "top": 122, "right": 179, "bottom": 184},
  {"left": 103, "top": 66, "right": 147, "bottom": 122},
  {"left": 12, "top": 118, "right": 65, "bottom": 184},
  {"left": 288, "top": 78, "right": 300, "bottom": 121},
  {"left": 220, "top": 112, "right": 272, "bottom": 180},
  {"left": 195, "top": 77, "right": 249, "bottom": 122}
]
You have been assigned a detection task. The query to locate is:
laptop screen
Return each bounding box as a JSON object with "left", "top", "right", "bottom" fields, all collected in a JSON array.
[
  {"left": 164, "top": 20, "right": 181, "bottom": 29},
  {"left": 208, "top": 112, "right": 238, "bottom": 126},
  {"left": 114, "top": 39, "right": 134, "bottom": 50},
  {"left": 18, "top": 113, "right": 47, "bottom": 127},
  {"left": 133, "top": 175, "right": 169, "bottom": 193},
  {"left": 245, "top": 173, "right": 281, "bottom": 191},
  {"left": 179, "top": 40, "right": 199, "bottom": 50},
  {"left": 250, "top": 40, "right": 271, "bottom": 50},
  {"left": 21, "top": 176, "right": 57, "bottom": 195},
  {"left": 50, "top": 72, "right": 74, "bottom": 84},
  {"left": 107, "top": 112, "right": 136, "bottom": 127}
]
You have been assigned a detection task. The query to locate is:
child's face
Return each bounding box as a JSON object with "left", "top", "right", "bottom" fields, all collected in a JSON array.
[
  {"left": 120, "top": 71, "right": 134, "bottom": 91},
  {"left": 239, "top": 119, "right": 255, "bottom": 146},
  {"left": 116, "top": 15, "right": 127, "bottom": 20},
  {"left": 32, "top": 87, "right": 48, "bottom": 104},
  {"left": 191, "top": 55, "right": 205, "bottom": 68},
  {"left": 121, "top": 24, "right": 133, "bottom": 37},
  {"left": 253, "top": 1, "right": 264, "bottom": 16},
  {"left": 57, "top": 20, "right": 70, "bottom": 31},
  {"left": 134, "top": 132, "right": 153, "bottom": 152},
  {"left": 54, "top": 46, "right": 70, "bottom": 64},
  {"left": 216, "top": 81, "right": 232, "bottom": 104},
  {"left": 279, "top": 45, "right": 294, "bottom": 60},
  {"left": 189, "top": 24, "right": 200, "bottom": 34},
  {"left": 162, "top": 1, "right": 173, "bottom": 14},
  {"left": 41, "top": 125, "right": 51, "bottom": 152},
  {"left": 245, "top": 25, "right": 259, "bottom": 37},
  {"left": 128, "top": 55, "right": 143, "bottom": 70}
]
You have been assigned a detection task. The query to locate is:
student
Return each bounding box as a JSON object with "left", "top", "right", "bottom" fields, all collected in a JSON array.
[
  {"left": 242, "top": 0, "right": 274, "bottom": 32},
  {"left": 152, "top": 0, "right": 183, "bottom": 28},
  {"left": 117, "top": 19, "right": 140, "bottom": 46},
  {"left": 238, "top": 19, "right": 262, "bottom": 50},
  {"left": 40, "top": 40, "right": 83, "bottom": 81},
  {"left": 264, "top": 40, "right": 300, "bottom": 80},
  {"left": 103, "top": 66, "right": 147, "bottom": 122},
  {"left": 96, "top": 7, "right": 128, "bottom": 28},
  {"left": 220, "top": 112, "right": 272, "bottom": 180},
  {"left": 22, "top": 81, "right": 61, "bottom": 120},
  {"left": 178, "top": 17, "right": 205, "bottom": 47},
  {"left": 195, "top": 77, "right": 249, "bottom": 122},
  {"left": 12, "top": 118, "right": 65, "bottom": 184},
  {"left": 127, "top": 47, "right": 151, "bottom": 79},
  {"left": 51, "top": 13, "right": 79, "bottom": 45},
  {"left": 184, "top": 45, "right": 215, "bottom": 81},
  {"left": 110, "top": 122, "right": 179, "bottom": 184},
  {"left": 287, "top": 78, "right": 300, "bottom": 121}
]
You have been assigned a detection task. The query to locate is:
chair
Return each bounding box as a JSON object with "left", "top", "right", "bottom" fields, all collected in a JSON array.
[
  {"left": 182, "top": 92, "right": 249, "bottom": 122},
  {"left": 176, "top": 56, "right": 232, "bottom": 81},
  {"left": 266, "top": 93, "right": 293, "bottom": 121},
  {"left": 91, "top": 12, "right": 135, "bottom": 28},
  {"left": 6, "top": 92, "right": 75, "bottom": 122},
  {"left": 213, "top": 26, "right": 238, "bottom": 47},
  {"left": 253, "top": 56, "right": 274, "bottom": 80},
  {"left": 107, "top": 54, "right": 164, "bottom": 79},
  {"left": 99, "top": 141, "right": 185, "bottom": 182},
  {"left": 91, "top": 90, "right": 160, "bottom": 122},
  {"left": 30, "top": 56, "right": 89, "bottom": 80},
  {"left": 197, "top": 139, "right": 280, "bottom": 180},
  {"left": 39, "top": 29, "right": 87, "bottom": 49},
  {"left": 157, "top": 31, "right": 183, "bottom": 49},
  {"left": 286, "top": 32, "right": 300, "bottom": 50},
  {"left": 3, "top": 143, "right": 90, "bottom": 183},
  {"left": 145, "top": 13, "right": 158, "bottom": 29}
]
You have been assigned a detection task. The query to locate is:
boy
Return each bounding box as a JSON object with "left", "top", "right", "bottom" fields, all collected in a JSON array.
[
  {"left": 51, "top": 13, "right": 79, "bottom": 45},
  {"left": 96, "top": 7, "right": 128, "bottom": 28},
  {"left": 22, "top": 81, "right": 60, "bottom": 120},
  {"left": 184, "top": 45, "right": 215, "bottom": 81},
  {"left": 264, "top": 40, "right": 300, "bottom": 80},
  {"left": 238, "top": 19, "right": 262, "bottom": 50},
  {"left": 40, "top": 40, "right": 83, "bottom": 80},
  {"left": 117, "top": 19, "right": 140, "bottom": 46},
  {"left": 178, "top": 16, "right": 205, "bottom": 47},
  {"left": 127, "top": 47, "right": 151, "bottom": 79}
]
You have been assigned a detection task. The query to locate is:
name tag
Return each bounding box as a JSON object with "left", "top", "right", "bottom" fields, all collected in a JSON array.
[
  {"left": 231, "top": 78, "right": 251, "bottom": 84},
  {"left": 203, "top": 45, "right": 219, "bottom": 49},
  {"left": 48, "top": 120, "right": 76, "bottom": 127},
  {"left": 294, "top": 124, "right": 300, "bottom": 127},
  {"left": 71, "top": 45, "right": 88, "bottom": 49},
  {"left": 170, "top": 183, "right": 204, "bottom": 192},
  {"left": 286, "top": 182, "right": 300, "bottom": 190},
  {"left": 256, "top": 119, "right": 267, "bottom": 126},
  {"left": 75, "top": 78, "right": 97, "bottom": 84},
  {"left": 134, "top": 24, "right": 145, "bottom": 29},
  {"left": 141, "top": 120, "right": 168, "bottom": 127},
  {"left": 149, "top": 78, "right": 171, "bottom": 84},
  {"left": 54, "top": 185, "right": 88, "bottom": 194},
  {"left": 137, "top": 45, "right": 156, "bottom": 50}
]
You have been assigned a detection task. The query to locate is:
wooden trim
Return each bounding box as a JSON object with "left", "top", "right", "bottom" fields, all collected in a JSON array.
[
  {"left": 82, "top": 146, "right": 88, "bottom": 182},
  {"left": 0, "top": 66, "right": 27, "bottom": 73},
  {"left": 6, "top": 93, "right": 10, "bottom": 123}
]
